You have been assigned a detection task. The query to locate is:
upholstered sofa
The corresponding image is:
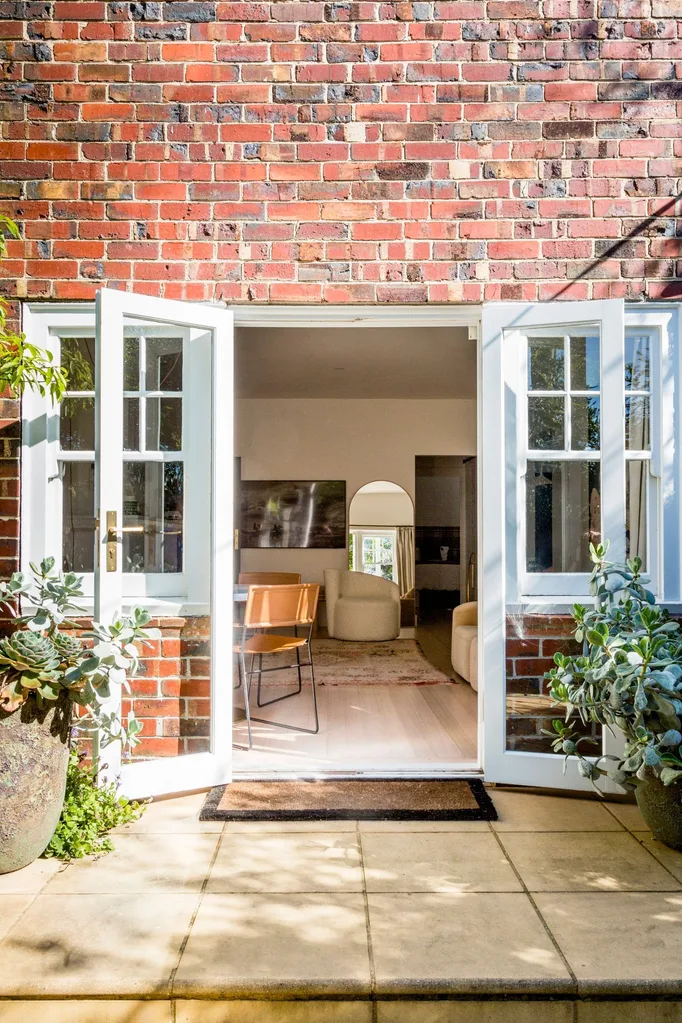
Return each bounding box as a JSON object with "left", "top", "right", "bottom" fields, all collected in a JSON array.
[
  {"left": 324, "top": 569, "right": 401, "bottom": 642},
  {"left": 451, "top": 600, "right": 478, "bottom": 691}
]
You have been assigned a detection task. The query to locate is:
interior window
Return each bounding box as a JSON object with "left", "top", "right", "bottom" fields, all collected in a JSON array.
[
  {"left": 350, "top": 530, "right": 396, "bottom": 582},
  {"left": 525, "top": 332, "right": 602, "bottom": 574}
]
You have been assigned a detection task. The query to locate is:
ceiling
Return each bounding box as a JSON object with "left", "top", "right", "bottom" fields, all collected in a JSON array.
[{"left": 235, "top": 326, "right": 476, "bottom": 399}]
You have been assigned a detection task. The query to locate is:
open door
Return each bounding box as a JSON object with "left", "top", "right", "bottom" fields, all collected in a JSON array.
[
  {"left": 481, "top": 299, "right": 628, "bottom": 792},
  {"left": 94, "top": 289, "right": 233, "bottom": 800}
]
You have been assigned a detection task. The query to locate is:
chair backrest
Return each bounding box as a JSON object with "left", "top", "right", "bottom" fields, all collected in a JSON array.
[
  {"left": 238, "top": 572, "right": 302, "bottom": 586},
  {"left": 244, "top": 583, "right": 320, "bottom": 630},
  {"left": 332, "top": 568, "right": 400, "bottom": 601}
]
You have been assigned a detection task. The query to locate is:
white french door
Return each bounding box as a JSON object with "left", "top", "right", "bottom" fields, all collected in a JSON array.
[
  {"left": 94, "top": 289, "right": 234, "bottom": 799},
  {"left": 481, "top": 299, "right": 629, "bottom": 792}
]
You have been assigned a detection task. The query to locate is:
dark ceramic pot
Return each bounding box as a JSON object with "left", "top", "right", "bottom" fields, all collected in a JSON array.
[
  {"left": 635, "top": 772, "right": 682, "bottom": 851},
  {"left": 0, "top": 696, "right": 71, "bottom": 874}
]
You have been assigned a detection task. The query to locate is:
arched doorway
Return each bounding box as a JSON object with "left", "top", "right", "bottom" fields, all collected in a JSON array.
[{"left": 348, "top": 481, "right": 414, "bottom": 600}]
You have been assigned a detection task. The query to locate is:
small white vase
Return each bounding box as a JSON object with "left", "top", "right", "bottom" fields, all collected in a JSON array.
[{"left": 440, "top": 546, "right": 449, "bottom": 562}]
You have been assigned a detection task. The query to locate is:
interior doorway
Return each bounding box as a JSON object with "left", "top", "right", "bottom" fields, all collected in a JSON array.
[{"left": 231, "top": 315, "right": 480, "bottom": 776}]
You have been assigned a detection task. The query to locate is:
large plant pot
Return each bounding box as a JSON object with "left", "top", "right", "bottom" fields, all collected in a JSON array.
[
  {"left": 0, "top": 697, "right": 71, "bottom": 873},
  {"left": 635, "top": 773, "right": 682, "bottom": 851}
]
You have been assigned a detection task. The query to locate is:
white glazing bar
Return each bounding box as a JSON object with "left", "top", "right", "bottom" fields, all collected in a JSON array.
[
  {"left": 599, "top": 304, "right": 626, "bottom": 564},
  {"left": 94, "top": 289, "right": 125, "bottom": 781}
]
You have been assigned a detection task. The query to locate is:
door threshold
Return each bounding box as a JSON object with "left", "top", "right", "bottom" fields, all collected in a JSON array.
[{"left": 233, "top": 764, "right": 483, "bottom": 781}]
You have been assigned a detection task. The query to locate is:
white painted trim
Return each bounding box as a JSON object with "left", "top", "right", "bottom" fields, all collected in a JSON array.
[
  {"left": 89, "top": 290, "right": 234, "bottom": 800},
  {"left": 230, "top": 304, "right": 483, "bottom": 328},
  {"left": 482, "top": 300, "right": 626, "bottom": 793}
]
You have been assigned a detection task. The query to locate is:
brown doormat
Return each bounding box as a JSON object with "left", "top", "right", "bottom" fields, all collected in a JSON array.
[{"left": 200, "top": 779, "right": 496, "bottom": 822}]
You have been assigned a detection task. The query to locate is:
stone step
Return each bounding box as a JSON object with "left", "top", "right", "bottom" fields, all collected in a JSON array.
[{"left": 0, "top": 999, "right": 680, "bottom": 1022}]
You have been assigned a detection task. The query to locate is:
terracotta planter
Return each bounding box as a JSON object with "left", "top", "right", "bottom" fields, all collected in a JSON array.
[
  {"left": 0, "top": 697, "right": 71, "bottom": 874},
  {"left": 635, "top": 772, "right": 682, "bottom": 851}
]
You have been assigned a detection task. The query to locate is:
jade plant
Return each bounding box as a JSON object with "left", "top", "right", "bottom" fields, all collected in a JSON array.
[
  {"left": 0, "top": 557, "right": 149, "bottom": 749},
  {"left": 546, "top": 542, "right": 682, "bottom": 789}
]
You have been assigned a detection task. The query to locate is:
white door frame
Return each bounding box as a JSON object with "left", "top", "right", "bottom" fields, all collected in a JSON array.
[
  {"left": 94, "top": 290, "right": 234, "bottom": 799},
  {"left": 482, "top": 299, "right": 656, "bottom": 794},
  {"left": 230, "top": 304, "right": 484, "bottom": 777}
]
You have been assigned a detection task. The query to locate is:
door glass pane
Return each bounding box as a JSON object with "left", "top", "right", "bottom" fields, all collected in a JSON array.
[
  {"left": 123, "top": 398, "right": 139, "bottom": 451},
  {"left": 61, "top": 337, "right": 95, "bottom": 391},
  {"left": 124, "top": 336, "right": 140, "bottom": 391},
  {"left": 145, "top": 397, "right": 182, "bottom": 452},
  {"left": 571, "top": 396, "right": 600, "bottom": 451},
  {"left": 526, "top": 460, "right": 601, "bottom": 573},
  {"left": 528, "top": 396, "right": 564, "bottom": 449},
  {"left": 569, "top": 335, "right": 600, "bottom": 391},
  {"left": 146, "top": 337, "right": 183, "bottom": 391},
  {"left": 60, "top": 397, "right": 95, "bottom": 451},
  {"left": 626, "top": 460, "right": 647, "bottom": 568},
  {"left": 626, "top": 396, "right": 650, "bottom": 451},
  {"left": 528, "top": 337, "right": 564, "bottom": 391},
  {"left": 62, "top": 461, "right": 95, "bottom": 572},
  {"left": 625, "top": 334, "right": 650, "bottom": 391},
  {"left": 122, "top": 461, "right": 184, "bottom": 573}
]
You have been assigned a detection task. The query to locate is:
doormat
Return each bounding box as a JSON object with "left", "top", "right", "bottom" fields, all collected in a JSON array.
[{"left": 200, "top": 779, "right": 497, "bottom": 822}]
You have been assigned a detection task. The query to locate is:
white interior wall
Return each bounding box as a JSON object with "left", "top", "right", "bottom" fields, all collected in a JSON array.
[
  {"left": 349, "top": 490, "right": 413, "bottom": 527},
  {"left": 236, "top": 398, "right": 476, "bottom": 583}
]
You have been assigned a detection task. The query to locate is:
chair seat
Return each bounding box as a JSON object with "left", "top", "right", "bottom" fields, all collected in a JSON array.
[{"left": 233, "top": 633, "right": 308, "bottom": 655}]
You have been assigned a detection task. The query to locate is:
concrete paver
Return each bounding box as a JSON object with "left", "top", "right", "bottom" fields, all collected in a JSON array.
[{"left": 1, "top": 788, "right": 681, "bottom": 1008}]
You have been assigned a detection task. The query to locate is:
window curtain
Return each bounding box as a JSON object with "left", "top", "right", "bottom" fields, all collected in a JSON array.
[{"left": 396, "top": 526, "right": 415, "bottom": 597}]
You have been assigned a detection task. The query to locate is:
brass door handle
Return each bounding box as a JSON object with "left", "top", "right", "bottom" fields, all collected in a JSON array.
[{"left": 105, "top": 510, "right": 120, "bottom": 572}]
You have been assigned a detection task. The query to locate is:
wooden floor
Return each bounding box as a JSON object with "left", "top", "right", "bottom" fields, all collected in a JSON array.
[{"left": 232, "top": 681, "right": 478, "bottom": 774}]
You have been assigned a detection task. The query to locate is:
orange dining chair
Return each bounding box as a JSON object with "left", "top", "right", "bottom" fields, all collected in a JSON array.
[
  {"left": 233, "top": 573, "right": 303, "bottom": 691},
  {"left": 238, "top": 572, "right": 302, "bottom": 585},
  {"left": 234, "top": 583, "right": 320, "bottom": 749}
]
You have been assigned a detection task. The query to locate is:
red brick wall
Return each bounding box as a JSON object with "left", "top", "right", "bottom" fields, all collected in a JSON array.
[
  {"left": 0, "top": 0, "right": 680, "bottom": 305},
  {"left": 506, "top": 613, "right": 601, "bottom": 753},
  {"left": 1, "top": 0, "right": 680, "bottom": 754}
]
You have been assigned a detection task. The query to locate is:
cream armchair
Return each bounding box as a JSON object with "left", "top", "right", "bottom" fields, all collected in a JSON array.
[
  {"left": 324, "top": 569, "right": 401, "bottom": 641},
  {"left": 451, "top": 601, "right": 478, "bottom": 691}
]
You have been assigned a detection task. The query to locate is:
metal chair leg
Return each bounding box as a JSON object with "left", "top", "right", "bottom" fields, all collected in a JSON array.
[
  {"left": 309, "top": 637, "right": 319, "bottom": 735},
  {"left": 240, "top": 650, "right": 253, "bottom": 749}
]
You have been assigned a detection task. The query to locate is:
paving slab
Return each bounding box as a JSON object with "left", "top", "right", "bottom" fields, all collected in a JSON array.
[
  {"left": 113, "top": 792, "right": 223, "bottom": 834},
  {"left": 602, "top": 801, "right": 650, "bottom": 833},
  {"left": 0, "top": 893, "right": 199, "bottom": 997},
  {"left": 176, "top": 1002, "right": 373, "bottom": 1023},
  {"left": 576, "top": 1003, "right": 682, "bottom": 1022},
  {"left": 207, "top": 832, "right": 364, "bottom": 893},
  {"left": 367, "top": 892, "right": 573, "bottom": 995},
  {"left": 376, "top": 1003, "right": 574, "bottom": 1023},
  {"left": 0, "top": 856, "right": 62, "bottom": 895},
  {"left": 173, "top": 893, "right": 371, "bottom": 998},
  {"left": 535, "top": 892, "right": 682, "bottom": 996},
  {"left": 44, "top": 832, "right": 220, "bottom": 895},
  {"left": 633, "top": 831, "right": 682, "bottom": 883},
  {"left": 491, "top": 791, "right": 623, "bottom": 833},
  {"left": 0, "top": 1002, "right": 172, "bottom": 1023},
  {"left": 499, "top": 831, "right": 681, "bottom": 892},
  {"left": 0, "top": 895, "right": 34, "bottom": 942},
  {"left": 361, "top": 831, "right": 522, "bottom": 892}
]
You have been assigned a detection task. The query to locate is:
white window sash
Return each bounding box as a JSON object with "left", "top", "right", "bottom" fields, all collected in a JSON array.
[{"left": 21, "top": 305, "right": 210, "bottom": 608}]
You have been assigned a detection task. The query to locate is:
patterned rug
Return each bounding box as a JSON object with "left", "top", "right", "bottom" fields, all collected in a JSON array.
[{"left": 252, "top": 638, "right": 453, "bottom": 686}]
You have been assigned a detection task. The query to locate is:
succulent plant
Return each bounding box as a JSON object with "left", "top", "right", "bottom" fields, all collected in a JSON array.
[
  {"left": 546, "top": 541, "right": 682, "bottom": 790},
  {"left": 53, "top": 631, "right": 84, "bottom": 662},
  {"left": 0, "top": 630, "right": 60, "bottom": 680},
  {"left": 0, "top": 558, "right": 149, "bottom": 751}
]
